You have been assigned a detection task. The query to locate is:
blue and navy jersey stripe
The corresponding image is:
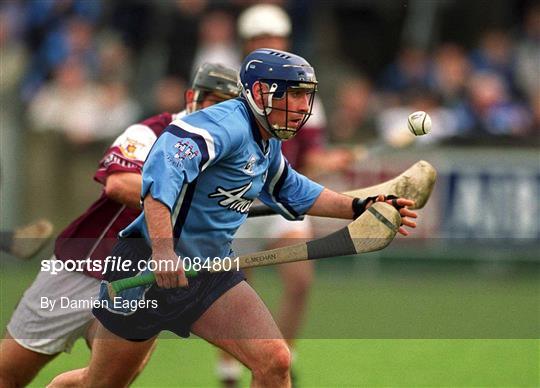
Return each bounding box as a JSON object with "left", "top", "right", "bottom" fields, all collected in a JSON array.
[
  {"left": 172, "top": 179, "right": 198, "bottom": 240},
  {"left": 271, "top": 160, "right": 300, "bottom": 218}
]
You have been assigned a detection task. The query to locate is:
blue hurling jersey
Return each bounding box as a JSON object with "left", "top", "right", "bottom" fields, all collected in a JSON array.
[{"left": 121, "top": 98, "right": 324, "bottom": 259}]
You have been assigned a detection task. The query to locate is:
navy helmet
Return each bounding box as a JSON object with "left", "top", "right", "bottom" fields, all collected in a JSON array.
[{"left": 240, "top": 48, "right": 317, "bottom": 140}]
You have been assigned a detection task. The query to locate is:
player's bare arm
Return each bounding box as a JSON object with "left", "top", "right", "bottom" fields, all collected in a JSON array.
[
  {"left": 307, "top": 188, "right": 417, "bottom": 235},
  {"left": 143, "top": 195, "right": 188, "bottom": 289},
  {"left": 104, "top": 172, "right": 142, "bottom": 209}
]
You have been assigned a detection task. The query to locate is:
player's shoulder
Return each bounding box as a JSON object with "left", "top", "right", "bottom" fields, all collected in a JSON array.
[
  {"left": 196, "top": 98, "right": 249, "bottom": 131},
  {"left": 139, "top": 112, "right": 176, "bottom": 136},
  {"left": 105, "top": 117, "right": 161, "bottom": 165},
  {"left": 114, "top": 111, "right": 174, "bottom": 145},
  {"left": 112, "top": 123, "right": 157, "bottom": 150},
  {"left": 207, "top": 99, "right": 252, "bottom": 138},
  {"left": 175, "top": 99, "right": 251, "bottom": 144}
]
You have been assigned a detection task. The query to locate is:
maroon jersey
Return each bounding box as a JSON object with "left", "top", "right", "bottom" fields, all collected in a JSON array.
[
  {"left": 280, "top": 97, "right": 326, "bottom": 171},
  {"left": 54, "top": 111, "right": 183, "bottom": 279}
]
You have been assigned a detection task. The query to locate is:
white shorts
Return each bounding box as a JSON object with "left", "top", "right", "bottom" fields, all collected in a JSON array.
[
  {"left": 7, "top": 258, "right": 101, "bottom": 355},
  {"left": 234, "top": 215, "right": 312, "bottom": 255}
]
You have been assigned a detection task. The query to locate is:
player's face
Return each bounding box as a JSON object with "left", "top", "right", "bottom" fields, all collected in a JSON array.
[
  {"left": 268, "top": 88, "right": 313, "bottom": 132},
  {"left": 199, "top": 92, "right": 231, "bottom": 109},
  {"left": 252, "top": 81, "right": 315, "bottom": 140}
]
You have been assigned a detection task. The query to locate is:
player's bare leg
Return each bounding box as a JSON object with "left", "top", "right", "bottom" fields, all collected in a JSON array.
[
  {"left": 0, "top": 334, "right": 58, "bottom": 387},
  {"left": 215, "top": 269, "right": 257, "bottom": 387},
  {"left": 50, "top": 281, "right": 289, "bottom": 388},
  {"left": 47, "top": 325, "right": 157, "bottom": 388},
  {"left": 84, "top": 319, "right": 156, "bottom": 383},
  {"left": 216, "top": 228, "right": 313, "bottom": 387},
  {"left": 272, "top": 229, "right": 313, "bottom": 385},
  {"left": 192, "top": 281, "right": 291, "bottom": 388},
  {"left": 46, "top": 368, "right": 86, "bottom": 388},
  {"left": 271, "top": 229, "right": 314, "bottom": 346},
  {"left": 276, "top": 260, "right": 314, "bottom": 347}
]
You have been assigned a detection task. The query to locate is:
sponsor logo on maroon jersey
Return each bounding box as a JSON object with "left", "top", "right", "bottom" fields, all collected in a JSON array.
[{"left": 102, "top": 152, "right": 140, "bottom": 170}]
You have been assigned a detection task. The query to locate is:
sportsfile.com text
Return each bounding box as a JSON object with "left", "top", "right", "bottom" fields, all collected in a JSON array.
[{"left": 40, "top": 256, "right": 240, "bottom": 275}]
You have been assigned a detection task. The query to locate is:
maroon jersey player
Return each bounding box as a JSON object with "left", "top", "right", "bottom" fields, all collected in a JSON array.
[{"left": 0, "top": 63, "right": 240, "bottom": 388}]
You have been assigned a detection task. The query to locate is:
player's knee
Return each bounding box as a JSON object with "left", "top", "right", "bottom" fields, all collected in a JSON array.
[
  {"left": 87, "top": 370, "right": 133, "bottom": 388},
  {"left": 252, "top": 341, "right": 291, "bottom": 379},
  {"left": 46, "top": 368, "right": 89, "bottom": 388},
  {"left": 270, "top": 343, "right": 291, "bottom": 375}
]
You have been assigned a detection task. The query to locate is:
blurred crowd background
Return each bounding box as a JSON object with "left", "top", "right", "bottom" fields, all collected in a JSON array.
[{"left": 1, "top": 0, "right": 539, "bottom": 230}]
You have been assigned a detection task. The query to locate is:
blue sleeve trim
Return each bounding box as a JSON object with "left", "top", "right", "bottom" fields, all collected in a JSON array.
[{"left": 272, "top": 161, "right": 300, "bottom": 219}]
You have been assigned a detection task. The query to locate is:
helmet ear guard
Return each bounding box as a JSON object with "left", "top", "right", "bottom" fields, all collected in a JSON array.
[{"left": 244, "top": 81, "right": 278, "bottom": 117}]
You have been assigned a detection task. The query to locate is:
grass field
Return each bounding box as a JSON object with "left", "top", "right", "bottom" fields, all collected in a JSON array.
[{"left": 1, "top": 255, "right": 539, "bottom": 387}]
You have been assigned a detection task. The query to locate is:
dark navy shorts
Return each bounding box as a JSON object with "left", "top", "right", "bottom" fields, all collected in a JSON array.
[{"left": 93, "top": 237, "right": 245, "bottom": 341}]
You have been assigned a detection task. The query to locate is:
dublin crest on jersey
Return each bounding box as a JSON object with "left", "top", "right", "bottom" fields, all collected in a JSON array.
[
  {"left": 174, "top": 140, "right": 199, "bottom": 160},
  {"left": 209, "top": 182, "right": 254, "bottom": 213}
]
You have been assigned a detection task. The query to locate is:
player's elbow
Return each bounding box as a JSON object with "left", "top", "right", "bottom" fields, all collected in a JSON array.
[
  {"left": 104, "top": 174, "right": 142, "bottom": 209},
  {"left": 104, "top": 177, "right": 124, "bottom": 200}
]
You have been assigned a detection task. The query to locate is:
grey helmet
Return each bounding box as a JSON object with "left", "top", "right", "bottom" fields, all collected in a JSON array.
[{"left": 188, "top": 63, "right": 241, "bottom": 112}]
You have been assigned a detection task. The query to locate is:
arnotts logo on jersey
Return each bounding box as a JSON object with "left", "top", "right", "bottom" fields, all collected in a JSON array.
[
  {"left": 174, "top": 140, "right": 199, "bottom": 161},
  {"left": 209, "top": 182, "right": 254, "bottom": 213},
  {"left": 243, "top": 155, "right": 257, "bottom": 175}
]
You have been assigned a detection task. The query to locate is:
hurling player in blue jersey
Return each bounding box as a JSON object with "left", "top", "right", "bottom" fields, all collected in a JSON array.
[{"left": 49, "top": 49, "right": 417, "bottom": 388}]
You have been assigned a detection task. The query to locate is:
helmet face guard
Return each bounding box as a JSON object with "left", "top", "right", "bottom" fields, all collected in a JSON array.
[
  {"left": 254, "top": 79, "right": 316, "bottom": 140},
  {"left": 240, "top": 49, "right": 318, "bottom": 140}
]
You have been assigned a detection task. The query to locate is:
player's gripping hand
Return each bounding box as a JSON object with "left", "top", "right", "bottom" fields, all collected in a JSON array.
[
  {"left": 353, "top": 194, "right": 418, "bottom": 235},
  {"left": 150, "top": 250, "right": 189, "bottom": 289},
  {"left": 372, "top": 194, "right": 417, "bottom": 236}
]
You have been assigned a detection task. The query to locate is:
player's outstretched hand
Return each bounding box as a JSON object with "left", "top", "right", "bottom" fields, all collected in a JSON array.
[
  {"left": 373, "top": 194, "right": 418, "bottom": 236},
  {"left": 150, "top": 251, "right": 189, "bottom": 289}
]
